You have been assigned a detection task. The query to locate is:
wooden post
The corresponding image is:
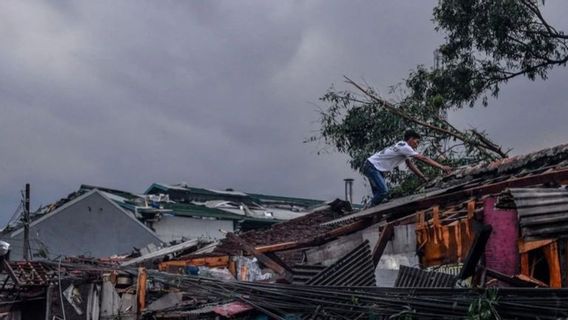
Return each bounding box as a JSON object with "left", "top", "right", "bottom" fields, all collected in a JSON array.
[
  {"left": 467, "top": 199, "right": 476, "bottom": 219},
  {"left": 44, "top": 284, "right": 53, "bottom": 320},
  {"left": 136, "top": 267, "right": 147, "bottom": 318},
  {"left": 372, "top": 223, "right": 394, "bottom": 266},
  {"left": 23, "top": 184, "right": 30, "bottom": 261}
]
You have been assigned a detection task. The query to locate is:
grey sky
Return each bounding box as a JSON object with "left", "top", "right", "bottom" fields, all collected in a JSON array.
[{"left": 1, "top": 1, "right": 568, "bottom": 223}]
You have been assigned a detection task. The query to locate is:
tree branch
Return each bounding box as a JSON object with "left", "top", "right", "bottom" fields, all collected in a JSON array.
[
  {"left": 519, "top": 0, "right": 560, "bottom": 37},
  {"left": 344, "top": 76, "right": 507, "bottom": 159}
]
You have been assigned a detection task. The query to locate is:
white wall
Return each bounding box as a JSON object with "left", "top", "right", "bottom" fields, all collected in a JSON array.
[
  {"left": 303, "top": 222, "right": 418, "bottom": 287},
  {"left": 367, "top": 223, "right": 419, "bottom": 287},
  {"left": 3, "top": 191, "right": 162, "bottom": 259}
]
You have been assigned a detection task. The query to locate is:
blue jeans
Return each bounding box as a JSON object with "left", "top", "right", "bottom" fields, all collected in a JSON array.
[{"left": 362, "top": 160, "right": 388, "bottom": 206}]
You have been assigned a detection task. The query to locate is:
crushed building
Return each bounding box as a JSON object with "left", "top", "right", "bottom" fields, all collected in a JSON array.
[{"left": 2, "top": 143, "right": 568, "bottom": 319}]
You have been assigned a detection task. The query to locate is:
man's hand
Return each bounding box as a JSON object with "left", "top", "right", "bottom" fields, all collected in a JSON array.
[{"left": 440, "top": 165, "right": 452, "bottom": 174}]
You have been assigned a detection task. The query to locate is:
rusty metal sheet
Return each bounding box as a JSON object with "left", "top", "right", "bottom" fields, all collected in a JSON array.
[{"left": 417, "top": 215, "right": 475, "bottom": 267}]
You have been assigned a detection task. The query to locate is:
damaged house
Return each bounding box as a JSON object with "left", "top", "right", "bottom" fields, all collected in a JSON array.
[
  {"left": 0, "top": 183, "right": 323, "bottom": 261},
  {"left": 315, "top": 142, "right": 568, "bottom": 288},
  {"left": 1, "top": 189, "right": 163, "bottom": 260},
  {"left": 140, "top": 143, "right": 568, "bottom": 318},
  {"left": 3, "top": 144, "right": 568, "bottom": 319},
  {"left": 141, "top": 183, "right": 324, "bottom": 241},
  {"left": 81, "top": 182, "right": 324, "bottom": 242}
]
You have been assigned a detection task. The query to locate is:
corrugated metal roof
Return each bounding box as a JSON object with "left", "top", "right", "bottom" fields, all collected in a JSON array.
[
  {"left": 145, "top": 183, "right": 324, "bottom": 209},
  {"left": 121, "top": 239, "right": 200, "bottom": 266},
  {"left": 164, "top": 203, "right": 279, "bottom": 223},
  {"left": 305, "top": 240, "right": 375, "bottom": 287},
  {"left": 500, "top": 187, "right": 568, "bottom": 240},
  {"left": 291, "top": 264, "right": 326, "bottom": 284},
  {"left": 247, "top": 193, "right": 325, "bottom": 208},
  {"left": 394, "top": 265, "right": 456, "bottom": 288}
]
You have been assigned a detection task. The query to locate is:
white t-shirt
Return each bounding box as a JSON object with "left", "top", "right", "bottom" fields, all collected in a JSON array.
[{"left": 367, "top": 141, "right": 419, "bottom": 172}]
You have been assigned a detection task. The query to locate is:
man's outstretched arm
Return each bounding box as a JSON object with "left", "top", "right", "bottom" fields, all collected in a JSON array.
[
  {"left": 405, "top": 159, "right": 427, "bottom": 182},
  {"left": 413, "top": 154, "right": 452, "bottom": 174}
]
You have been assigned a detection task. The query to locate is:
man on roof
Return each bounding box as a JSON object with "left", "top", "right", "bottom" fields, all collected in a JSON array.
[{"left": 362, "top": 129, "right": 452, "bottom": 207}]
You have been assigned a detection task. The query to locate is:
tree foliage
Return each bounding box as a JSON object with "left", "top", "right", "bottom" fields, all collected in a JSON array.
[
  {"left": 312, "top": 80, "right": 503, "bottom": 198},
  {"left": 310, "top": 0, "right": 568, "bottom": 199},
  {"left": 419, "top": 0, "right": 568, "bottom": 107}
]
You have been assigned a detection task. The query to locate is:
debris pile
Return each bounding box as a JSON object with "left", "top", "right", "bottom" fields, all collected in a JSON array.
[{"left": 1, "top": 143, "right": 568, "bottom": 319}]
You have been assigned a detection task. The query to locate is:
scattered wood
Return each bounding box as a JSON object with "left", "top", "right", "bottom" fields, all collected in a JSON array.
[
  {"left": 226, "top": 233, "right": 293, "bottom": 283},
  {"left": 372, "top": 223, "right": 394, "bottom": 266}
]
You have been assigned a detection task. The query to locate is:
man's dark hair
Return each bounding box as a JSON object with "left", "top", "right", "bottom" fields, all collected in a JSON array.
[{"left": 404, "top": 129, "right": 421, "bottom": 141}]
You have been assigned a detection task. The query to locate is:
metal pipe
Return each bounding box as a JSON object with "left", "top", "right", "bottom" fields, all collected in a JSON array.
[{"left": 344, "top": 178, "right": 354, "bottom": 203}]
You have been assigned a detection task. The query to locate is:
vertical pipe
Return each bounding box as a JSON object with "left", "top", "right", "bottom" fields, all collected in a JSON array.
[
  {"left": 44, "top": 284, "right": 53, "bottom": 320},
  {"left": 344, "top": 178, "right": 354, "bottom": 203}
]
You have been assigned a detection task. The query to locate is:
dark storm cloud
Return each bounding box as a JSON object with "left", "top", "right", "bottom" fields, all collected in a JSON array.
[{"left": 1, "top": 1, "right": 566, "bottom": 221}]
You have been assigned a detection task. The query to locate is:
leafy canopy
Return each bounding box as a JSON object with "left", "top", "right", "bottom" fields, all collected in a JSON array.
[
  {"left": 420, "top": 0, "right": 568, "bottom": 107},
  {"left": 310, "top": 0, "right": 568, "bottom": 199}
]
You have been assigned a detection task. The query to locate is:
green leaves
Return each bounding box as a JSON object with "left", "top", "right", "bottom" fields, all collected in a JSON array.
[
  {"left": 467, "top": 289, "right": 501, "bottom": 320},
  {"left": 308, "top": 1, "right": 565, "bottom": 200},
  {"left": 311, "top": 82, "right": 501, "bottom": 199},
  {"left": 427, "top": 0, "right": 568, "bottom": 107}
]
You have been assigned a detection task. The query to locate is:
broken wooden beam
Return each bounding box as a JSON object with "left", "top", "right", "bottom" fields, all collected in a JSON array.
[
  {"left": 458, "top": 223, "right": 492, "bottom": 280},
  {"left": 226, "top": 233, "right": 293, "bottom": 282},
  {"left": 255, "top": 241, "right": 301, "bottom": 253},
  {"left": 484, "top": 268, "right": 548, "bottom": 287},
  {"left": 137, "top": 267, "right": 148, "bottom": 317},
  {"left": 372, "top": 223, "right": 394, "bottom": 266}
]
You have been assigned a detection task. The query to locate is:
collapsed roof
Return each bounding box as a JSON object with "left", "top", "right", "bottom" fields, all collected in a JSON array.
[{"left": 326, "top": 143, "right": 568, "bottom": 226}]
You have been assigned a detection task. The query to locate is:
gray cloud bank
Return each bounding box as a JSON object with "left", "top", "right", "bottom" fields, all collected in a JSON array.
[{"left": 1, "top": 1, "right": 567, "bottom": 222}]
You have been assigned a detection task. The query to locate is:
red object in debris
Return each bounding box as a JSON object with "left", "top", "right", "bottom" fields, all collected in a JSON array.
[
  {"left": 483, "top": 197, "right": 520, "bottom": 279},
  {"left": 213, "top": 301, "right": 254, "bottom": 317}
]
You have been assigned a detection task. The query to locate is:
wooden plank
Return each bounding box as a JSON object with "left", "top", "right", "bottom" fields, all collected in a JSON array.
[
  {"left": 226, "top": 233, "right": 293, "bottom": 282},
  {"left": 485, "top": 268, "right": 548, "bottom": 287},
  {"left": 467, "top": 200, "right": 476, "bottom": 219},
  {"left": 158, "top": 256, "right": 230, "bottom": 272},
  {"left": 324, "top": 219, "right": 372, "bottom": 238},
  {"left": 372, "top": 223, "right": 394, "bottom": 266},
  {"left": 137, "top": 267, "right": 147, "bottom": 317},
  {"left": 432, "top": 206, "right": 440, "bottom": 227},
  {"left": 518, "top": 239, "right": 555, "bottom": 254},
  {"left": 544, "top": 242, "right": 562, "bottom": 288},
  {"left": 255, "top": 241, "right": 299, "bottom": 253},
  {"left": 458, "top": 224, "right": 492, "bottom": 280}
]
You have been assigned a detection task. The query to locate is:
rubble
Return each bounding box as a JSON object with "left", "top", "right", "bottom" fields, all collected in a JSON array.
[{"left": 2, "top": 143, "right": 568, "bottom": 318}]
